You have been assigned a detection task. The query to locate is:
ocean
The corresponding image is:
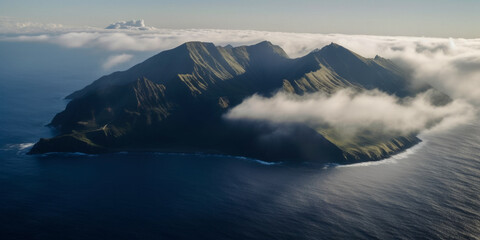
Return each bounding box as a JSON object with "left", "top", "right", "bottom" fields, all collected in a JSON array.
[{"left": 0, "top": 42, "right": 479, "bottom": 239}]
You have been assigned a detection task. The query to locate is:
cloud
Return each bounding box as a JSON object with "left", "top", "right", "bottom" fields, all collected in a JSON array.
[
  {"left": 102, "top": 53, "right": 133, "bottom": 69},
  {"left": 0, "top": 17, "right": 94, "bottom": 34},
  {"left": 105, "top": 19, "right": 156, "bottom": 31},
  {"left": 225, "top": 89, "right": 474, "bottom": 138},
  {"left": 54, "top": 32, "right": 101, "bottom": 48}
]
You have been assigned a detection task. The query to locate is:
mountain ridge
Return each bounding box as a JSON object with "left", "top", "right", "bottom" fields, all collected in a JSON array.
[{"left": 30, "top": 41, "right": 435, "bottom": 163}]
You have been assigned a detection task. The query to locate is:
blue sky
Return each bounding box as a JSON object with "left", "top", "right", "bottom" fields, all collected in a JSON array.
[{"left": 1, "top": 0, "right": 479, "bottom": 37}]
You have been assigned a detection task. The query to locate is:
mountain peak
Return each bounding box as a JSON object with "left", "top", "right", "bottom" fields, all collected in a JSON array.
[
  {"left": 315, "top": 42, "right": 364, "bottom": 61},
  {"left": 246, "top": 41, "right": 289, "bottom": 58},
  {"left": 321, "top": 42, "right": 348, "bottom": 51},
  {"left": 254, "top": 40, "right": 274, "bottom": 46},
  {"left": 307, "top": 43, "right": 348, "bottom": 56},
  {"left": 181, "top": 41, "right": 215, "bottom": 49},
  {"left": 166, "top": 41, "right": 218, "bottom": 60}
]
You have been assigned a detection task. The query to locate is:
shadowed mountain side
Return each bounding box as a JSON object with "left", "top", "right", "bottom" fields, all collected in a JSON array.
[
  {"left": 30, "top": 41, "right": 440, "bottom": 163},
  {"left": 66, "top": 41, "right": 290, "bottom": 99}
]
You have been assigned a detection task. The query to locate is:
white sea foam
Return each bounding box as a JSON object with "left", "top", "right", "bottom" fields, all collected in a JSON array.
[
  {"left": 153, "top": 151, "right": 282, "bottom": 166},
  {"left": 336, "top": 158, "right": 399, "bottom": 168},
  {"left": 1, "top": 142, "right": 35, "bottom": 152},
  {"left": 18, "top": 143, "right": 34, "bottom": 150},
  {"left": 39, "top": 152, "right": 98, "bottom": 157},
  {"left": 322, "top": 163, "right": 340, "bottom": 169},
  {"left": 253, "top": 159, "right": 282, "bottom": 166}
]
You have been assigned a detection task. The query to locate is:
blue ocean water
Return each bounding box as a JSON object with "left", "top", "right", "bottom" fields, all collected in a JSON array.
[{"left": 0, "top": 42, "right": 479, "bottom": 239}]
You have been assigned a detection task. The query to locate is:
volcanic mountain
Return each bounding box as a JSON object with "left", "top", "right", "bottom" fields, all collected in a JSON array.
[{"left": 29, "top": 41, "right": 444, "bottom": 163}]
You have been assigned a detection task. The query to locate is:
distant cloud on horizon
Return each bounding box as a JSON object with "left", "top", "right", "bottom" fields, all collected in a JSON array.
[{"left": 105, "top": 19, "right": 156, "bottom": 31}]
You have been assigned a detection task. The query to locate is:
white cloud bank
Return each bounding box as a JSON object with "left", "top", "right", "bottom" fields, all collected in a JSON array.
[
  {"left": 225, "top": 89, "right": 474, "bottom": 138},
  {"left": 102, "top": 53, "right": 133, "bottom": 69}
]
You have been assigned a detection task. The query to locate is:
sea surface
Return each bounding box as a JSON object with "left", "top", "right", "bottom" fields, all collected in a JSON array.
[{"left": 0, "top": 42, "right": 479, "bottom": 239}]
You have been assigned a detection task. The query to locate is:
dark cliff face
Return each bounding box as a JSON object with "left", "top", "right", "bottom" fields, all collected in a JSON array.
[{"left": 30, "top": 41, "right": 432, "bottom": 163}]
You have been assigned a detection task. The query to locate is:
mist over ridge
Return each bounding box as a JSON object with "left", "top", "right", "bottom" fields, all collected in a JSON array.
[{"left": 226, "top": 88, "right": 474, "bottom": 139}]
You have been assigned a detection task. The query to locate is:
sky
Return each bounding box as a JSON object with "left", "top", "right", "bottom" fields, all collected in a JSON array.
[{"left": 1, "top": 0, "right": 479, "bottom": 38}]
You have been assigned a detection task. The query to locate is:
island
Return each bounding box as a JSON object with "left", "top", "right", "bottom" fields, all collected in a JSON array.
[{"left": 29, "top": 41, "right": 447, "bottom": 163}]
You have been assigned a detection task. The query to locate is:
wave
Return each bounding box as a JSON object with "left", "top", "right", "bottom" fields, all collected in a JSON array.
[
  {"left": 17, "top": 143, "right": 35, "bottom": 150},
  {"left": 152, "top": 151, "right": 282, "bottom": 166},
  {"left": 39, "top": 152, "right": 98, "bottom": 157},
  {"left": 253, "top": 159, "right": 282, "bottom": 165},
  {"left": 322, "top": 163, "right": 340, "bottom": 169},
  {"left": 1, "top": 142, "right": 35, "bottom": 153},
  {"left": 336, "top": 158, "right": 399, "bottom": 168}
]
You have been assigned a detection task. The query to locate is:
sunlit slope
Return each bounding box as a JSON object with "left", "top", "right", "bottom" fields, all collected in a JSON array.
[{"left": 317, "top": 128, "right": 420, "bottom": 160}]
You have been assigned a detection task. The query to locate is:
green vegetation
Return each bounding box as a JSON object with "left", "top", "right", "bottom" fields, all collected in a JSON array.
[{"left": 317, "top": 128, "right": 419, "bottom": 160}]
